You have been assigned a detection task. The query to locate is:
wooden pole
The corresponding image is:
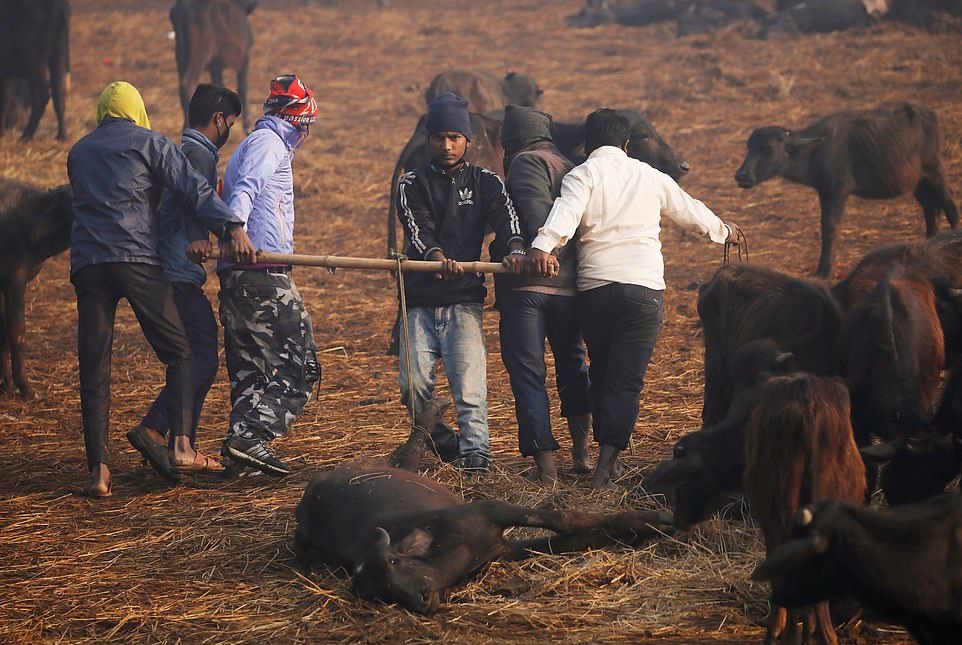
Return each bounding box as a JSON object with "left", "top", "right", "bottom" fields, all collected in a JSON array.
[{"left": 207, "top": 249, "right": 512, "bottom": 274}]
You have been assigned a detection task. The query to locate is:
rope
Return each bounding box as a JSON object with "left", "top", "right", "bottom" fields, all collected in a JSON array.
[
  {"left": 395, "top": 253, "right": 417, "bottom": 432},
  {"left": 723, "top": 228, "right": 750, "bottom": 265}
]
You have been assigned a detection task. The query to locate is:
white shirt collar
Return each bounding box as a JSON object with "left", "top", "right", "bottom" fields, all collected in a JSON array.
[{"left": 587, "top": 145, "right": 628, "bottom": 160}]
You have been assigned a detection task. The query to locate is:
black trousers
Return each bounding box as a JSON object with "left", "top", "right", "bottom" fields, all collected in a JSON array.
[
  {"left": 577, "top": 283, "right": 664, "bottom": 450},
  {"left": 72, "top": 263, "right": 193, "bottom": 470},
  {"left": 141, "top": 282, "right": 219, "bottom": 448}
]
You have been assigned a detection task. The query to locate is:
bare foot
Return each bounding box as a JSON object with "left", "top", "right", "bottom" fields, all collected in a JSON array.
[
  {"left": 571, "top": 449, "right": 595, "bottom": 474},
  {"left": 83, "top": 463, "right": 113, "bottom": 498}
]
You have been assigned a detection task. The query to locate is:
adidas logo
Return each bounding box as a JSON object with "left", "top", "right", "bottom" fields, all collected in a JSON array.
[{"left": 458, "top": 187, "right": 474, "bottom": 206}]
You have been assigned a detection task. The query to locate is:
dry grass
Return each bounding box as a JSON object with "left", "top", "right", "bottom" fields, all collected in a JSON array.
[{"left": 1, "top": 0, "right": 959, "bottom": 642}]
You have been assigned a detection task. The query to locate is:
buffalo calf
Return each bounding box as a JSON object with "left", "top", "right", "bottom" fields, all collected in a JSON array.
[
  {"left": 735, "top": 102, "right": 958, "bottom": 277},
  {"left": 644, "top": 340, "right": 797, "bottom": 530},
  {"left": 0, "top": 180, "right": 73, "bottom": 398},
  {"left": 697, "top": 264, "right": 841, "bottom": 426},
  {"left": 744, "top": 374, "right": 866, "bottom": 644},
  {"left": 753, "top": 495, "right": 962, "bottom": 645}
]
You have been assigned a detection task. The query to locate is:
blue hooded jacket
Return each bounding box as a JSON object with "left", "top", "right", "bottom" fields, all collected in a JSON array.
[
  {"left": 157, "top": 128, "right": 220, "bottom": 285},
  {"left": 220, "top": 115, "right": 305, "bottom": 269}
]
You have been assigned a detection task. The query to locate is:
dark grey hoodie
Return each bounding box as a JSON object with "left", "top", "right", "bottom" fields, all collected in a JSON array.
[{"left": 494, "top": 105, "right": 576, "bottom": 292}]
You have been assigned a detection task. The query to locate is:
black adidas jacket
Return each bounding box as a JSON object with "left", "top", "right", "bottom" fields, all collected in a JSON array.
[{"left": 397, "top": 161, "right": 523, "bottom": 307}]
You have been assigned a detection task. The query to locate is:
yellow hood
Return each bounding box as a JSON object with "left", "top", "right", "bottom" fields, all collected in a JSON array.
[{"left": 96, "top": 81, "right": 151, "bottom": 129}]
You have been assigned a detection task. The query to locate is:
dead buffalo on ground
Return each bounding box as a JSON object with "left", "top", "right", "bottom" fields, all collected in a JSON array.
[
  {"left": 644, "top": 340, "right": 798, "bottom": 530},
  {"left": 735, "top": 102, "right": 958, "bottom": 277},
  {"left": 424, "top": 70, "right": 542, "bottom": 115},
  {"left": 568, "top": 0, "right": 767, "bottom": 35},
  {"left": 753, "top": 495, "right": 962, "bottom": 645},
  {"left": 0, "top": 0, "right": 70, "bottom": 140},
  {"left": 0, "top": 180, "right": 73, "bottom": 398},
  {"left": 744, "top": 374, "right": 867, "bottom": 645},
  {"left": 760, "top": 0, "right": 878, "bottom": 38},
  {"left": 696, "top": 264, "right": 842, "bottom": 427},
  {"left": 170, "top": 0, "right": 255, "bottom": 130},
  {"left": 294, "top": 462, "right": 672, "bottom": 613}
]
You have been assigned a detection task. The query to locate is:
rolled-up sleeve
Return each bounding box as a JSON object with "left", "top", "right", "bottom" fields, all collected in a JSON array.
[{"left": 531, "top": 164, "right": 592, "bottom": 253}]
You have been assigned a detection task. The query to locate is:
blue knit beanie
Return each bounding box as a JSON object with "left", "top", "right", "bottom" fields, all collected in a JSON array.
[{"left": 426, "top": 92, "right": 473, "bottom": 141}]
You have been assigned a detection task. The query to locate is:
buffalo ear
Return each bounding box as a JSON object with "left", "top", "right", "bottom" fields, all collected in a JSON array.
[
  {"left": 395, "top": 529, "right": 433, "bottom": 557},
  {"left": 506, "top": 71, "right": 517, "bottom": 80},
  {"left": 785, "top": 136, "right": 824, "bottom": 156},
  {"left": 644, "top": 456, "right": 698, "bottom": 491},
  {"left": 751, "top": 534, "right": 829, "bottom": 581},
  {"left": 859, "top": 441, "right": 898, "bottom": 463}
]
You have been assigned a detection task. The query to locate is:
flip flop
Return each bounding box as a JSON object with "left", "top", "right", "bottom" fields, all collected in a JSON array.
[
  {"left": 126, "top": 426, "right": 179, "bottom": 483},
  {"left": 171, "top": 451, "right": 225, "bottom": 474}
]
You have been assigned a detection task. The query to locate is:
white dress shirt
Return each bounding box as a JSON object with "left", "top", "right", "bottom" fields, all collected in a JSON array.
[{"left": 531, "top": 146, "right": 730, "bottom": 291}]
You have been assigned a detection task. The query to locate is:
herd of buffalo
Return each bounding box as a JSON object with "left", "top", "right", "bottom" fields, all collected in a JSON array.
[{"left": 2, "top": 0, "right": 962, "bottom": 643}]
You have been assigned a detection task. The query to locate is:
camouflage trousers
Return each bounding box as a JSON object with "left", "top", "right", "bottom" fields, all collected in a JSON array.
[{"left": 218, "top": 270, "right": 320, "bottom": 442}]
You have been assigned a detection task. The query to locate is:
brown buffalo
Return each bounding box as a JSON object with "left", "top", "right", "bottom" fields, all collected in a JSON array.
[
  {"left": 170, "top": 0, "right": 255, "bottom": 130},
  {"left": 735, "top": 102, "right": 958, "bottom": 277},
  {"left": 697, "top": 264, "right": 842, "bottom": 427},
  {"left": 743, "top": 373, "right": 866, "bottom": 644},
  {"left": 424, "top": 70, "right": 542, "bottom": 115}
]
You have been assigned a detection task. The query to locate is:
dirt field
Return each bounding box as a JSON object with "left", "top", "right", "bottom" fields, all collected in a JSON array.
[{"left": 1, "top": 0, "right": 960, "bottom": 642}]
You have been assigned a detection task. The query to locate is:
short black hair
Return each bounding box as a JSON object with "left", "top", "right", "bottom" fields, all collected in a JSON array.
[
  {"left": 188, "top": 84, "right": 242, "bottom": 128},
  {"left": 584, "top": 108, "right": 630, "bottom": 155}
]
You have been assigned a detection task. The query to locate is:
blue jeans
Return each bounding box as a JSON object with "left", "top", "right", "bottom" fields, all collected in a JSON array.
[
  {"left": 497, "top": 289, "right": 591, "bottom": 457},
  {"left": 398, "top": 303, "right": 489, "bottom": 461}
]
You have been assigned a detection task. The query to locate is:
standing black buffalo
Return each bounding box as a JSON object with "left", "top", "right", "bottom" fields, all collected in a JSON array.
[
  {"left": 753, "top": 495, "right": 962, "bottom": 645},
  {"left": 170, "top": 0, "right": 255, "bottom": 130},
  {"left": 0, "top": 0, "right": 70, "bottom": 140},
  {"left": 735, "top": 102, "right": 958, "bottom": 277},
  {"left": 0, "top": 180, "right": 73, "bottom": 398}
]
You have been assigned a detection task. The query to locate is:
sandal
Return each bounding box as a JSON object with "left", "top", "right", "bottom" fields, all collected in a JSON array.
[
  {"left": 126, "top": 426, "right": 179, "bottom": 483},
  {"left": 170, "top": 450, "right": 225, "bottom": 474}
]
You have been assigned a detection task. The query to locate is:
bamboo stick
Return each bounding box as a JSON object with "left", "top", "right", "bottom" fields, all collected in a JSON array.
[{"left": 207, "top": 249, "right": 512, "bottom": 274}]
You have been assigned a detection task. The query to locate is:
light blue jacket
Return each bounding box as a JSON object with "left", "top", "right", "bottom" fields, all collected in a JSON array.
[{"left": 221, "top": 116, "right": 304, "bottom": 267}]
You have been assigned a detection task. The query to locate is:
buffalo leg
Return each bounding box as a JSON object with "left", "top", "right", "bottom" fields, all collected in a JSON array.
[
  {"left": 3, "top": 271, "right": 32, "bottom": 398},
  {"left": 49, "top": 49, "right": 68, "bottom": 141},
  {"left": 477, "top": 500, "right": 670, "bottom": 537},
  {"left": 765, "top": 605, "right": 788, "bottom": 644},
  {"left": 209, "top": 59, "right": 224, "bottom": 86},
  {"left": 237, "top": 56, "right": 250, "bottom": 131},
  {"left": 0, "top": 79, "right": 9, "bottom": 136},
  {"left": 0, "top": 291, "right": 11, "bottom": 394},
  {"left": 21, "top": 73, "right": 51, "bottom": 141},
  {"left": 915, "top": 180, "right": 943, "bottom": 237},
  {"left": 814, "top": 189, "right": 849, "bottom": 278},
  {"left": 922, "top": 174, "right": 959, "bottom": 230},
  {"left": 813, "top": 601, "right": 838, "bottom": 644}
]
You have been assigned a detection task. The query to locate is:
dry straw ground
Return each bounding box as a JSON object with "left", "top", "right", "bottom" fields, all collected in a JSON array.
[{"left": 1, "top": 0, "right": 960, "bottom": 642}]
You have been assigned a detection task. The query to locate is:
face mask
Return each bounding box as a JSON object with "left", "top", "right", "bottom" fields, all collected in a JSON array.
[{"left": 212, "top": 114, "right": 232, "bottom": 148}]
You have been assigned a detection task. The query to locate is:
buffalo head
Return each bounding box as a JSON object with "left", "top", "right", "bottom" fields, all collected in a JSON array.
[
  {"left": 351, "top": 527, "right": 441, "bottom": 614},
  {"left": 735, "top": 126, "right": 822, "bottom": 189},
  {"left": 752, "top": 502, "right": 849, "bottom": 608},
  {"left": 617, "top": 110, "right": 690, "bottom": 181}
]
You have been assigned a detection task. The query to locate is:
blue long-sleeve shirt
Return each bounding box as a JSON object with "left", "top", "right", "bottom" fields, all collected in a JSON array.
[
  {"left": 219, "top": 116, "right": 303, "bottom": 270},
  {"left": 157, "top": 129, "right": 220, "bottom": 285}
]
